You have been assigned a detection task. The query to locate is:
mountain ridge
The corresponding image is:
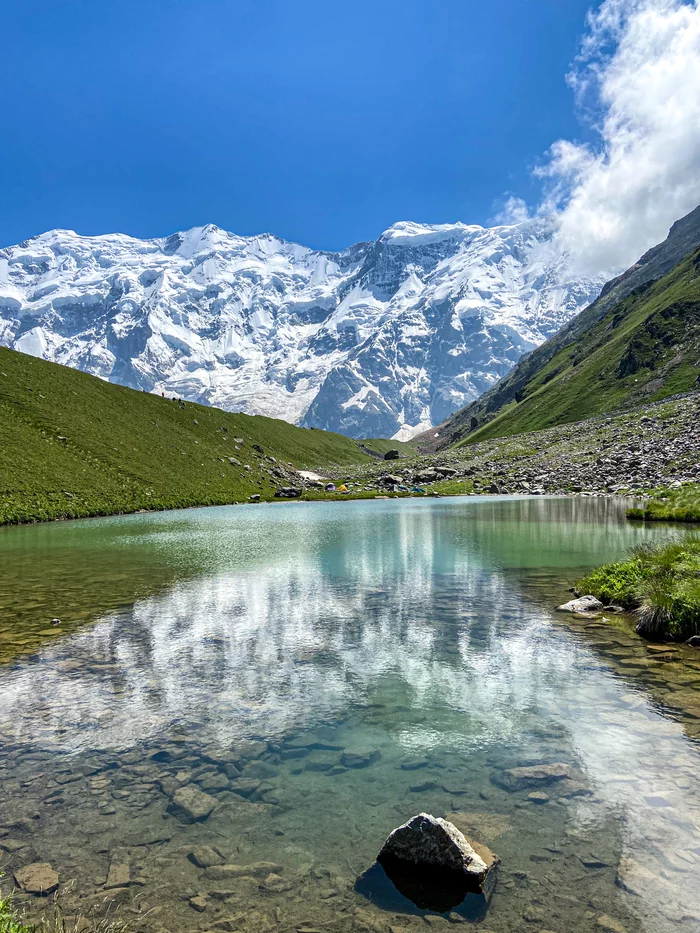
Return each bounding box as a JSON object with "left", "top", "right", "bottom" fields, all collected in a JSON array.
[
  {"left": 426, "top": 204, "right": 700, "bottom": 448},
  {"left": 0, "top": 217, "right": 603, "bottom": 439},
  {"left": 426, "top": 203, "right": 700, "bottom": 448}
]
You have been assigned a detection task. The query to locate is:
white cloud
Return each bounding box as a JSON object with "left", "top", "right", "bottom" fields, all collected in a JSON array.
[
  {"left": 491, "top": 196, "right": 532, "bottom": 226},
  {"left": 538, "top": 0, "right": 700, "bottom": 276}
]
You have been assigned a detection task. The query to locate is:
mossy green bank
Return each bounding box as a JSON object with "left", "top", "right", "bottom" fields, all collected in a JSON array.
[
  {"left": 628, "top": 483, "right": 700, "bottom": 523},
  {"left": 578, "top": 538, "right": 700, "bottom": 641}
]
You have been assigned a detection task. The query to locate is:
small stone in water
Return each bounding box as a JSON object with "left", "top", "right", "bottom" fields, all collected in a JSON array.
[
  {"left": 527, "top": 792, "right": 550, "bottom": 804},
  {"left": 409, "top": 780, "right": 440, "bottom": 793},
  {"left": 228, "top": 777, "right": 261, "bottom": 798},
  {"left": 491, "top": 763, "right": 572, "bottom": 792},
  {"left": 105, "top": 859, "right": 131, "bottom": 889},
  {"left": 341, "top": 749, "right": 380, "bottom": 768},
  {"left": 198, "top": 772, "right": 230, "bottom": 792},
  {"left": 596, "top": 916, "right": 628, "bottom": 933},
  {"left": 188, "top": 845, "right": 225, "bottom": 868},
  {"left": 400, "top": 759, "right": 430, "bottom": 771},
  {"left": 14, "top": 862, "right": 59, "bottom": 895},
  {"left": 189, "top": 895, "right": 208, "bottom": 912},
  {"left": 169, "top": 784, "right": 217, "bottom": 823}
]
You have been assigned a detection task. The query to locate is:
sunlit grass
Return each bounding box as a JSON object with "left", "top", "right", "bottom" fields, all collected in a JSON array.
[
  {"left": 628, "top": 483, "right": 700, "bottom": 523},
  {"left": 578, "top": 537, "right": 700, "bottom": 640}
]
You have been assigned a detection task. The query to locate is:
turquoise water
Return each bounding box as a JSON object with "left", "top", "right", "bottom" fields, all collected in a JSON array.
[{"left": 0, "top": 496, "right": 698, "bottom": 933}]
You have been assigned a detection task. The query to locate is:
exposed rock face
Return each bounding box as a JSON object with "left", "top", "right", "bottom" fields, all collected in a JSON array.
[
  {"left": 0, "top": 220, "right": 602, "bottom": 440},
  {"left": 491, "top": 763, "right": 573, "bottom": 792},
  {"left": 168, "top": 784, "right": 217, "bottom": 822},
  {"left": 274, "top": 487, "right": 302, "bottom": 499},
  {"left": 384, "top": 450, "right": 400, "bottom": 460},
  {"left": 557, "top": 595, "right": 604, "bottom": 613},
  {"left": 14, "top": 862, "right": 59, "bottom": 895}
]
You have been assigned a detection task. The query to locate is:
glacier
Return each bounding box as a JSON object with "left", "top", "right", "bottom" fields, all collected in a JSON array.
[{"left": 0, "top": 218, "right": 603, "bottom": 439}]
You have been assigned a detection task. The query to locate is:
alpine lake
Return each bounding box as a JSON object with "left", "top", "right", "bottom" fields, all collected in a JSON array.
[{"left": 1, "top": 496, "right": 700, "bottom": 933}]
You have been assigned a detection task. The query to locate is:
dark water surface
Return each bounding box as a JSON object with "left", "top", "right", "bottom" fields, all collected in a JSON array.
[{"left": 0, "top": 496, "right": 699, "bottom": 933}]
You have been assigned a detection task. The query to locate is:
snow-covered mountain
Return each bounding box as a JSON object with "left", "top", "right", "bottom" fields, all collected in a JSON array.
[{"left": 0, "top": 219, "right": 603, "bottom": 439}]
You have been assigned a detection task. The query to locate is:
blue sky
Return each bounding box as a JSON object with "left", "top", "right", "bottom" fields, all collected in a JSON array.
[{"left": 3, "top": 0, "right": 602, "bottom": 250}]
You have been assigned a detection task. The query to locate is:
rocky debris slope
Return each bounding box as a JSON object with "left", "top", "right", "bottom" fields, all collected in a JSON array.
[
  {"left": 0, "top": 219, "right": 602, "bottom": 439},
  {"left": 327, "top": 392, "right": 700, "bottom": 497}
]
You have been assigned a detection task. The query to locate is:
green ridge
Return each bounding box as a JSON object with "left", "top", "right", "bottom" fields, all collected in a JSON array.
[
  {"left": 455, "top": 247, "right": 700, "bottom": 446},
  {"left": 0, "top": 346, "right": 371, "bottom": 524}
]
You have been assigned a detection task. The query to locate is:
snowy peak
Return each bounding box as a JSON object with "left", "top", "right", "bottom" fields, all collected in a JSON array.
[{"left": 0, "top": 220, "right": 604, "bottom": 439}]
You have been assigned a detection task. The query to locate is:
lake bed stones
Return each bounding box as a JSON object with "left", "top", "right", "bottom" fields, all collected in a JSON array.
[
  {"left": 168, "top": 784, "right": 217, "bottom": 823},
  {"left": 14, "top": 862, "right": 59, "bottom": 895}
]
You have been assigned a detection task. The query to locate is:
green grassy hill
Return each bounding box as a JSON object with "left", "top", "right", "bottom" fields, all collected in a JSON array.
[
  {"left": 450, "top": 244, "right": 700, "bottom": 446},
  {"left": 0, "top": 346, "right": 372, "bottom": 524}
]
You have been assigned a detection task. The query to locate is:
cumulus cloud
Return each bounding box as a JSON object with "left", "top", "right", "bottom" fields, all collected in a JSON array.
[
  {"left": 491, "top": 196, "right": 532, "bottom": 226},
  {"left": 539, "top": 0, "right": 700, "bottom": 276}
]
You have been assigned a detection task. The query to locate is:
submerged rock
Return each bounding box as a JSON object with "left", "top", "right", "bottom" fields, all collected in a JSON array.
[
  {"left": 204, "top": 861, "right": 283, "bottom": 881},
  {"left": 188, "top": 845, "right": 225, "bottom": 868},
  {"left": 168, "top": 784, "right": 217, "bottom": 822},
  {"left": 341, "top": 749, "right": 380, "bottom": 768},
  {"left": 14, "top": 862, "right": 59, "bottom": 895},
  {"left": 557, "top": 595, "right": 604, "bottom": 613},
  {"left": 491, "top": 763, "right": 572, "bottom": 792},
  {"left": 105, "top": 858, "right": 131, "bottom": 889}
]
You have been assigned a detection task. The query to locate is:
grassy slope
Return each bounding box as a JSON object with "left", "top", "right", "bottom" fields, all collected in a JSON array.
[
  {"left": 0, "top": 346, "right": 372, "bottom": 524},
  {"left": 457, "top": 247, "right": 700, "bottom": 446}
]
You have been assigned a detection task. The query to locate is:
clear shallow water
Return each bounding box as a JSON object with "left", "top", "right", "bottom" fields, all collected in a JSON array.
[{"left": 1, "top": 496, "right": 699, "bottom": 933}]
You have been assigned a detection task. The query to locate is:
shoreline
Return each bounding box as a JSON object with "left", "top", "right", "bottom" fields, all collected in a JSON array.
[{"left": 0, "top": 487, "right": 646, "bottom": 532}]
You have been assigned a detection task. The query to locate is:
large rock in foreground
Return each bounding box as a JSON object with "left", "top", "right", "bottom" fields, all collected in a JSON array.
[{"left": 367, "top": 813, "right": 498, "bottom": 913}]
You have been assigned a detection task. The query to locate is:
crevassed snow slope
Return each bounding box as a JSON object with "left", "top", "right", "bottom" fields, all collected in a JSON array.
[{"left": 0, "top": 219, "right": 603, "bottom": 439}]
